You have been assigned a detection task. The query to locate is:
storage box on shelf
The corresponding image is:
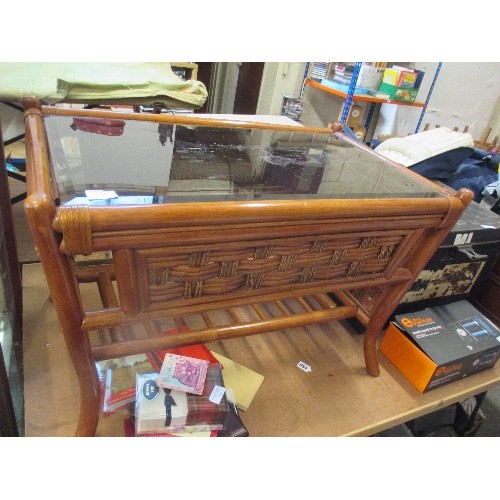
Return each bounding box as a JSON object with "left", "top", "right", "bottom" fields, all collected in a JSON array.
[
  {"left": 376, "top": 82, "right": 419, "bottom": 103},
  {"left": 375, "top": 66, "right": 425, "bottom": 102},
  {"left": 396, "top": 198, "right": 500, "bottom": 314},
  {"left": 382, "top": 68, "right": 417, "bottom": 88},
  {"left": 321, "top": 62, "right": 386, "bottom": 96}
]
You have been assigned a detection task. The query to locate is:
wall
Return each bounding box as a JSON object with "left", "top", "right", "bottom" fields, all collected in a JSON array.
[
  {"left": 256, "top": 63, "right": 307, "bottom": 116},
  {"left": 205, "top": 62, "right": 241, "bottom": 114},
  {"left": 373, "top": 62, "right": 500, "bottom": 143}
]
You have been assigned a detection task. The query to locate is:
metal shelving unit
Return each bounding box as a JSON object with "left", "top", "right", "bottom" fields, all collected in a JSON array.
[{"left": 304, "top": 62, "right": 442, "bottom": 139}]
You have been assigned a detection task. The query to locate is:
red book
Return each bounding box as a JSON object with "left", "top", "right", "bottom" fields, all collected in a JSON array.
[{"left": 146, "top": 326, "right": 221, "bottom": 372}]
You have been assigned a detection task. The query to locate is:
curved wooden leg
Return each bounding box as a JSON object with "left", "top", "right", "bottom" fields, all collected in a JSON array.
[
  {"left": 363, "top": 323, "right": 381, "bottom": 377},
  {"left": 362, "top": 282, "right": 414, "bottom": 377},
  {"left": 61, "top": 320, "right": 101, "bottom": 437},
  {"left": 74, "top": 359, "right": 101, "bottom": 437},
  {"left": 361, "top": 189, "right": 474, "bottom": 375}
]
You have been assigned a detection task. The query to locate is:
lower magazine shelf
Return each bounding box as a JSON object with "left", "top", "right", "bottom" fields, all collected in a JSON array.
[
  {"left": 87, "top": 289, "right": 358, "bottom": 361},
  {"left": 23, "top": 262, "right": 500, "bottom": 436}
]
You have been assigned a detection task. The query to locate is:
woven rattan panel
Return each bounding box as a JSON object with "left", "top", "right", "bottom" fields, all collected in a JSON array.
[{"left": 129, "top": 230, "right": 412, "bottom": 312}]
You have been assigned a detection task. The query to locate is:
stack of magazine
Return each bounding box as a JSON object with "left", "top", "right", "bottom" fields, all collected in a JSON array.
[
  {"left": 96, "top": 328, "right": 253, "bottom": 437},
  {"left": 135, "top": 358, "right": 229, "bottom": 436}
]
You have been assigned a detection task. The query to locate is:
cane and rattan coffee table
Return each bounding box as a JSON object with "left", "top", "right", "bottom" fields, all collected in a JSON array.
[{"left": 23, "top": 97, "right": 472, "bottom": 436}]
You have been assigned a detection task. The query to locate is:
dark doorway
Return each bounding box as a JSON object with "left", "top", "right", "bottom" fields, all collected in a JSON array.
[
  {"left": 233, "top": 62, "right": 265, "bottom": 115},
  {"left": 194, "top": 62, "right": 265, "bottom": 115}
]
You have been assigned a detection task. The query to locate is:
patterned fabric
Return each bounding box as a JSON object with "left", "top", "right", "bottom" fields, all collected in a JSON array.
[{"left": 185, "top": 364, "right": 228, "bottom": 427}]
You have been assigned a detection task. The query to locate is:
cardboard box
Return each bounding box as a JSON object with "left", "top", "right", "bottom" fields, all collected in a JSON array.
[
  {"left": 381, "top": 300, "right": 500, "bottom": 393},
  {"left": 377, "top": 82, "right": 419, "bottom": 102}
]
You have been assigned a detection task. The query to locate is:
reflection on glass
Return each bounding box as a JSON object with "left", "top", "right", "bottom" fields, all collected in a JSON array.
[{"left": 43, "top": 115, "right": 443, "bottom": 206}]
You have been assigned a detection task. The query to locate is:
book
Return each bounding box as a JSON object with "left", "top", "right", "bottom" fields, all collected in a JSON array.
[
  {"left": 96, "top": 327, "right": 221, "bottom": 414},
  {"left": 210, "top": 351, "right": 264, "bottom": 411},
  {"left": 135, "top": 364, "right": 229, "bottom": 436},
  {"left": 96, "top": 354, "right": 154, "bottom": 414},
  {"left": 156, "top": 353, "right": 209, "bottom": 395},
  {"left": 146, "top": 326, "right": 220, "bottom": 372}
]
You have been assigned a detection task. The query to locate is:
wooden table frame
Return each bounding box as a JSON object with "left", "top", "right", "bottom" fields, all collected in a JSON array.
[{"left": 22, "top": 97, "right": 473, "bottom": 436}]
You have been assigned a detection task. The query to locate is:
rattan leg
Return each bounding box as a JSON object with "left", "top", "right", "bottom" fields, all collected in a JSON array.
[{"left": 75, "top": 371, "right": 101, "bottom": 437}]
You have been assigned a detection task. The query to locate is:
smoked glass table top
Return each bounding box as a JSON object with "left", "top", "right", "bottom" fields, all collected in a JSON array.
[{"left": 42, "top": 114, "right": 445, "bottom": 206}]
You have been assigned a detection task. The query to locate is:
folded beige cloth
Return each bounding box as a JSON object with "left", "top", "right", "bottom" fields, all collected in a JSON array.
[{"left": 0, "top": 62, "right": 207, "bottom": 108}]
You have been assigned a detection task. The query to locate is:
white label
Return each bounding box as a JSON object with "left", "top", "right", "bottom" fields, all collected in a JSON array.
[
  {"left": 85, "top": 189, "right": 118, "bottom": 200},
  {"left": 453, "top": 232, "right": 473, "bottom": 245},
  {"left": 297, "top": 361, "right": 312, "bottom": 373},
  {"left": 209, "top": 385, "right": 226, "bottom": 404}
]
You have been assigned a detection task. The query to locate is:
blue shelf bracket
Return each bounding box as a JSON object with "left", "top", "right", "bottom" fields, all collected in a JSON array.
[
  {"left": 340, "top": 62, "right": 362, "bottom": 124},
  {"left": 364, "top": 102, "right": 376, "bottom": 131},
  {"left": 300, "top": 62, "right": 311, "bottom": 100},
  {"left": 415, "top": 62, "right": 443, "bottom": 134}
]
